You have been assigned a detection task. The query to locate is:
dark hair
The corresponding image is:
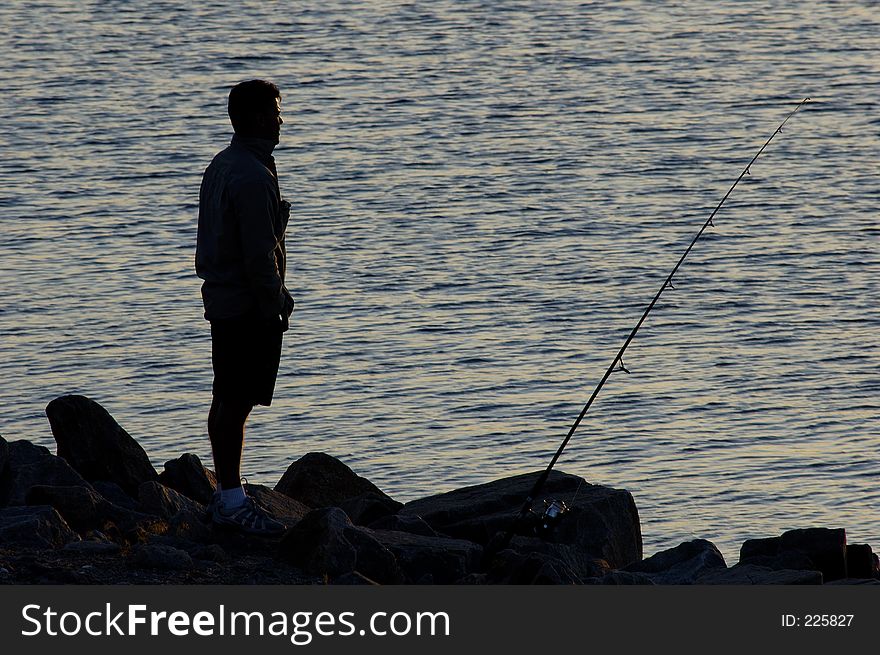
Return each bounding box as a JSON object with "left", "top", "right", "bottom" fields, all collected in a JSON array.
[{"left": 227, "top": 79, "right": 281, "bottom": 133}]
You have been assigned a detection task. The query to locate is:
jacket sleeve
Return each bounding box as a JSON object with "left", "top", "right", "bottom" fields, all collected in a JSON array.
[{"left": 233, "top": 178, "right": 285, "bottom": 320}]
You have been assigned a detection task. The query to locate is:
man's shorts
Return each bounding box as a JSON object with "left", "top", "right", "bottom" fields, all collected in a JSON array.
[{"left": 211, "top": 314, "right": 283, "bottom": 407}]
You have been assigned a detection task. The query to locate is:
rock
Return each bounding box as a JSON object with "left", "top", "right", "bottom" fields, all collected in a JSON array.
[
  {"left": 91, "top": 481, "right": 139, "bottom": 510},
  {"left": 62, "top": 541, "right": 121, "bottom": 555},
  {"left": 46, "top": 394, "right": 158, "bottom": 496},
  {"left": 401, "top": 470, "right": 642, "bottom": 568},
  {"left": 244, "top": 483, "right": 310, "bottom": 527},
  {"left": 740, "top": 528, "right": 847, "bottom": 582},
  {"left": 138, "top": 481, "right": 205, "bottom": 520},
  {"left": 781, "top": 528, "right": 847, "bottom": 581},
  {"left": 278, "top": 507, "right": 404, "bottom": 584},
  {"left": 696, "top": 563, "right": 822, "bottom": 585},
  {"left": 624, "top": 539, "right": 727, "bottom": 584},
  {"left": 192, "top": 544, "right": 228, "bottom": 563},
  {"left": 483, "top": 548, "right": 582, "bottom": 584},
  {"left": 25, "top": 484, "right": 149, "bottom": 533},
  {"left": 132, "top": 544, "right": 194, "bottom": 571},
  {"left": 371, "top": 529, "right": 483, "bottom": 584},
  {"left": 274, "top": 452, "right": 394, "bottom": 508},
  {"left": 158, "top": 454, "right": 217, "bottom": 505},
  {"left": 338, "top": 492, "right": 403, "bottom": 526},
  {"left": 168, "top": 510, "right": 213, "bottom": 543},
  {"left": 740, "top": 536, "right": 780, "bottom": 560},
  {"left": 846, "top": 544, "right": 874, "bottom": 580},
  {"left": 0, "top": 440, "right": 94, "bottom": 506},
  {"left": 506, "top": 535, "right": 611, "bottom": 582},
  {"left": 367, "top": 514, "right": 438, "bottom": 537},
  {"left": 0, "top": 505, "right": 80, "bottom": 548}
]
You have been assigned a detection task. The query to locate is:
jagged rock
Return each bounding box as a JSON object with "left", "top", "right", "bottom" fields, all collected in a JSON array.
[
  {"left": 0, "top": 440, "right": 94, "bottom": 506},
  {"left": 158, "top": 454, "right": 217, "bottom": 505},
  {"left": 696, "top": 563, "right": 822, "bottom": 585},
  {"left": 25, "top": 484, "right": 150, "bottom": 533},
  {"left": 275, "top": 452, "right": 394, "bottom": 508},
  {"left": 846, "top": 544, "right": 874, "bottom": 579},
  {"left": 132, "top": 544, "right": 194, "bottom": 571},
  {"left": 0, "top": 505, "right": 80, "bottom": 548},
  {"left": 483, "top": 548, "right": 582, "bottom": 584},
  {"left": 339, "top": 492, "right": 403, "bottom": 526},
  {"left": 91, "top": 481, "right": 139, "bottom": 510},
  {"left": 624, "top": 539, "right": 727, "bottom": 584},
  {"left": 507, "top": 535, "right": 611, "bottom": 581},
  {"left": 138, "top": 481, "right": 205, "bottom": 520},
  {"left": 245, "top": 483, "right": 310, "bottom": 527},
  {"left": 371, "top": 529, "right": 482, "bottom": 584},
  {"left": 401, "top": 470, "right": 642, "bottom": 568},
  {"left": 278, "top": 507, "right": 404, "bottom": 584},
  {"left": 367, "top": 514, "right": 438, "bottom": 537},
  {"left": 740, "top": 528, "right": 847, "bottom": 582},
  {"left": 46, "top": 394, "right": 158, "bottom": 496}
]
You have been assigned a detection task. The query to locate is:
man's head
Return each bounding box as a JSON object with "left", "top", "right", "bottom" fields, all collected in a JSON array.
[{"left": 228, "top": 79, "right": 283, "bottom": 144}]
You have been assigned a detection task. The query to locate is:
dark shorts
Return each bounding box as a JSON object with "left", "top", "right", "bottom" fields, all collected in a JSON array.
[{"left": 211, "top": 314, "right": 283, "bottom": 407}]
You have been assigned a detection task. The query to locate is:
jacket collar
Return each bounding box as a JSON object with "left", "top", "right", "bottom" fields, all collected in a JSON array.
[{"left": 231, "top": 133, "right": 276, "bottom": 164}]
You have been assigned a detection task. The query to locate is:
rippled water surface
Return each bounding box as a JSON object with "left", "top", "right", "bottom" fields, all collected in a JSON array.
[{"left": 1, "top": 1, "right": 878, "bottom": 561}]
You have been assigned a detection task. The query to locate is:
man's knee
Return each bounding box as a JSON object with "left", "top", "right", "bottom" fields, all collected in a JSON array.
[{"left": 215, "top": 398, "right": 253, "bottom": 424}]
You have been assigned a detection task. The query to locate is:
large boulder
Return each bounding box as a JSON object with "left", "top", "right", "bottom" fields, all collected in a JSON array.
[
  {"left": 274, "top": 452, "right": 394, "bottom": 509},
  {"left": 244, "top": 483, "right": 310, "bottom": 528},
  {"left": 277, "top": 507, "right": 404, "bottom": 584},
  {"left": 0, "top": 505, "right": 80, "bottom": 548},
  {"left": 696, "top": 563, "right": 822, "bottom": 585},
  {"left": 624, "top": 539, "right": 727, "bottom": 584},
  {"left": 845, "top": 544, "right": 876, "bottom": 580},
  {"left": 401, "top": 470, "right": 642, "bottom": 568},
  {"left": 371, "top": 530, "right": 483, "bottom": 584},
  {"left": 25, "top": 484, "right": 150, "bottom": 533},
  {"left": 46, "top": 395, "right": 158, "bottom": 496},
  {"left": 338, "top": 492, "right": 403, "bottom": 526},
  {"left": 0, "top": 440, "right": 94, "bottom": 506},
  {"left": 740, "top": 528, "right": 847, "bottom": 582},
  {"left": 158, "top": 454, "right": 217, "bottom": 505}
]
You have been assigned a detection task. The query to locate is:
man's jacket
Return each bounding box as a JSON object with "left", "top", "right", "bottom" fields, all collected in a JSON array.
[{"left": 196, "top": 134, "right": 294, "bottom": 322}]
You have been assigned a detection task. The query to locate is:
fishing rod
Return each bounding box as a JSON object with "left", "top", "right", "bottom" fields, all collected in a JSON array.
[{"left": 488, "top": 97, "right": 810, "bottom": 558}]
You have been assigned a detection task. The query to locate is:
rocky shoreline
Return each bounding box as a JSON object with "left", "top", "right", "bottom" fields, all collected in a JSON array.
[{"left": 1, "top": 395, "right": 877, "bottom": 585}]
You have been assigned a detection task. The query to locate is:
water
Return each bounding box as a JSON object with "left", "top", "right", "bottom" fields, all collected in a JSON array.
[{"left": 1, "top": 1, "right": 878, "bottom": 562}]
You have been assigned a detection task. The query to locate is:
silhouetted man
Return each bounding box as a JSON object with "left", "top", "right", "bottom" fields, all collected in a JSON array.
[{"left": 196, "top": 79, "right": 294, "bottom": 535}]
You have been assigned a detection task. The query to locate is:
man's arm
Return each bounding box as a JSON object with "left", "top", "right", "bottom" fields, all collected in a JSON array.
[{"left": 234, "top": 178, "right": 286, "bottom": 321}]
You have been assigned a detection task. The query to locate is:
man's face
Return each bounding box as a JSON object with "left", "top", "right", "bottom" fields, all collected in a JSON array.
[{"left": 254, "top": 97, "right": 283, "bottom": 144}]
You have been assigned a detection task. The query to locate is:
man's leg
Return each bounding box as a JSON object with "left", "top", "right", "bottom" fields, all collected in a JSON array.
[{"left": 208, "top": 396, "right": 253, "bottom": 491}]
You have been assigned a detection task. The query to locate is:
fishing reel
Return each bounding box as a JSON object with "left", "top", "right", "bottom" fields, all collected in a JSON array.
[{"left": 530, "top": 498, "right": 569, "bottom": 539}]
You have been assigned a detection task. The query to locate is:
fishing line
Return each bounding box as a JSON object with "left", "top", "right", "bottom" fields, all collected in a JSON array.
[{"left": 487, "top": 98, "right": 811, "bottom": 558}]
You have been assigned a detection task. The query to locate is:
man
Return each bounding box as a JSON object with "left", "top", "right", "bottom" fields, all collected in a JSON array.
[{"left": 195, "top": 79, "right": 294, "bottom": 535}]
